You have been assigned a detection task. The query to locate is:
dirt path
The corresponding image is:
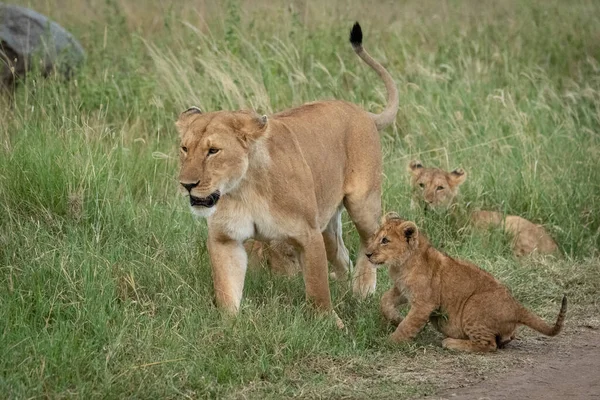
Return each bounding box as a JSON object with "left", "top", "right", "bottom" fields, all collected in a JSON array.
[{"left": 435, "top": 327, "right": 600, "bottom": 400}]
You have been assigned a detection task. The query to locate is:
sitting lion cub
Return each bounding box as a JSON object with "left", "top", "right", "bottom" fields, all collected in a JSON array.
[
  {"left": 409, "top": 160, "right": 558, "bottom": 257},
  {"left": 366, "top": 212, "right": 567, "bottom": 352}
]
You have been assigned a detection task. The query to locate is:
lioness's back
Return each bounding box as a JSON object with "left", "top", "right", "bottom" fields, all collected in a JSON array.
[{"left": 272, "top": 99, "right": 381, "bottom": 194}]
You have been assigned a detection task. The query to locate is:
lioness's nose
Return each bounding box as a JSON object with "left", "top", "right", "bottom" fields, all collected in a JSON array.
[
  {"left": 181, "top": 181, "right": 200, "bottom": 192},
  {"left": 365, "top": 252, "right": 373, "bottom": 258}
]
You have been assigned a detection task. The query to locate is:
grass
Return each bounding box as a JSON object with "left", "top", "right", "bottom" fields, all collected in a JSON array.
[{"left": 1, "top": 0, "right": 600, "bottom": 398}]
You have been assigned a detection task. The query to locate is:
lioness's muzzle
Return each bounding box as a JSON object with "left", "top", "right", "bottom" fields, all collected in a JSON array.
[{"left": 190, "top": 191, "right": 221, "bottom": 208}]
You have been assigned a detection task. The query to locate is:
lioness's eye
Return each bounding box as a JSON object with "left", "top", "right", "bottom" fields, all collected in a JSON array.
[
  {"left": 381, "top": 237, "right": 390, "bottom": 244},
  {"left": 181, "top": 146, "right": 188, "bottom": 153},
  {"left": 208, "top": 148, "right": 220, "bottom": 155},
  {"left": 436, "top": 186, "right": 444, "bottom": 191},
  {"left": 419, "top": 183, "right": 425, "bottom": 188}
]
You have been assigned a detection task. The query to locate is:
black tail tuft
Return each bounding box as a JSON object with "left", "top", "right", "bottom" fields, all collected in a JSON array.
[{"left": 350, "top": 22, "right": 363, "bottom": 48}]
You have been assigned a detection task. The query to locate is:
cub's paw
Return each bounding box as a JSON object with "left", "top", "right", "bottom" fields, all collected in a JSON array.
[
  {"left": 389, "top": 315, "right": 403, "bottom": 326},
  {"left": 389, "top": 332, "right": 412, "bottom": 344}
]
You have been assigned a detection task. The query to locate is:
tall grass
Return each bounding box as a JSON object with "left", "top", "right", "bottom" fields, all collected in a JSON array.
[{"left": 1, "top": 0, "right": 599, "bottom": 398}]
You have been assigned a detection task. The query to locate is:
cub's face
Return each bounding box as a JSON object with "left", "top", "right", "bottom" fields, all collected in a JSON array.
[
  {"left": 408, "top": 160, "right": 466, "bottom": 208},
  {"left": 366, "top": 213, "right": 419, "bottom": 266},
  {"left": 176, "top": 108, "right": 267, "bottom": 217}
]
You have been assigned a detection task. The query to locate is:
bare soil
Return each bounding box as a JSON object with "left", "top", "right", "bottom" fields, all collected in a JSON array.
[{"left": 433, "top": 326, "right": 600, "bottom": 400}]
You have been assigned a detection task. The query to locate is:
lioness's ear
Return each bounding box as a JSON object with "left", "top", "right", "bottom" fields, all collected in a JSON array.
[
  {"left": 258, "top": 115, "right": 268, "bottom": 128},
  {"left": 408, "top": 160, "right": 423, "bottom": 175},
  {"left": 448, "top": 168, "right": 467, "bottom": 187},
  {"left": 175, "top": 106, "right": 203, "bottom": 136},
  {"left": 242, "top": 114, "right": 269, "bottom": 142},
  {"left": 235, "top": 113, "right": 269, "bottom": 147},
  {"left": 182, "top": 106, "right": 202, "bottom": 116},
  {"left": 399, "top": 221, "right": 419, "bottom": 248}
]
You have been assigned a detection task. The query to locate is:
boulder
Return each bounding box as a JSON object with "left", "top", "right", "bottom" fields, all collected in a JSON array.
[{"left": 0, "top": 3, "right": 85, "bottom": 89}]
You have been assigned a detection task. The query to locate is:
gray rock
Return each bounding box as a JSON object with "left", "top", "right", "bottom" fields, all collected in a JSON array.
[{"left": 0, "top": 3, "right": 85, "bottom": 89}]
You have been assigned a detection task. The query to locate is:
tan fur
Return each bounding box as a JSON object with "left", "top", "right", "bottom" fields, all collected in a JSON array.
[
  {"left": 408, "top": 161, "right": 558, "bottom": 257},
  {"left": 471, "top": 211, "right": 559, "bottom": 257},
  {"left": 366, "top": 213, "right": 567, "bottom": 352},
  {"left": 175, "top": 23, "right": 398, "bottom": 322},
  {"left": 408, "top": 160, "right": 466, "bottom": 208},
  {"left": 244, "top": 239, "right": 300, "bottom": 276}
]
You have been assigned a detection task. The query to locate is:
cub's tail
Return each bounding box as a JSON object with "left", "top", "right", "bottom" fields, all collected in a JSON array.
[
  {"left": 518, "top": 295, "right": 567, "bottom": 336},
  {"left": 349, "top": 22, "right": 399, "bottom": 131}
]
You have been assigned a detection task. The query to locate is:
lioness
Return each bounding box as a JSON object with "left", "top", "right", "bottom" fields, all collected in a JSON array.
[
  {"left": 408, "top": 161, "right": 558, "bottom": 257},
  {"left": 366, "top": 212, "right": 567, "bottom": 352},
  {"left": 176, "top": 23, "right": 398, "bottom": 320}
]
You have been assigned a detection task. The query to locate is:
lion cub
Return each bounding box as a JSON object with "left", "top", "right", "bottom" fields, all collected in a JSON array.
[
  {"left": 366, "top": 212, "right": 567, "bottom": 352},
  {"left": 244, "top": 239, "right": 300, "bottom": 275},
  {"left": 409, "top": 160, "right": 558, "bottom": 257},
  {"left": 470, "top": 211, "right": 558, "bottom": 257},
  {"left": 408, "top": 160, "right": 466, "bottom": 208}
]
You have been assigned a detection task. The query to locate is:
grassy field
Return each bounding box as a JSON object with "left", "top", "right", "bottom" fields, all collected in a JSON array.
[{"left": 1, "top": 0, "right": 599, "bottom": 398}]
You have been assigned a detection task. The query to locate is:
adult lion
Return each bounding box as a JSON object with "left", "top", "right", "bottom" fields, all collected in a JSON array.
[{"left": 176, "top": 23, "right": 398, "bottom": 321}]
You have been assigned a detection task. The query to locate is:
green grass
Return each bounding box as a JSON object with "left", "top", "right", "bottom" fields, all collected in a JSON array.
[{"left": 1, "top": 0, "right": 600, "bottom": 398}]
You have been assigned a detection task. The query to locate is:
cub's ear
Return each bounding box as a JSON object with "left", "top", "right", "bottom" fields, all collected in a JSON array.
[
  {"left": 175, "top": 106, "right": 203, "bottom": 136},
  {"left": 448, "top": 168, "right": 467, "bottom": 187},
  {"left": 399, "top": 221, "right": 419, "bottom": 248},
  {"left": 381, "top": 211, "right": 402, "bottom": 225},
  {"left": 408, "top": 160, "right": 424, "bottom": 175}
]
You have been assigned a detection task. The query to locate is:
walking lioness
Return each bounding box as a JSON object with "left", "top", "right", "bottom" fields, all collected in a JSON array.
[
  {"left": 176, "top": 23, "right": 399, "bottom": 322},
  {"left": 366, "top": 212, "right": 566, "bottom": 352}
]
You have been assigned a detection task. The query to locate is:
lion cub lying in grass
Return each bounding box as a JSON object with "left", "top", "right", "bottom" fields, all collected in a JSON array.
[
  {"left": 366, "top": 212, "right": 567, "bottom": 352},
  {"left": 409, "top": 160, "right": 558, "bottom": 257}
]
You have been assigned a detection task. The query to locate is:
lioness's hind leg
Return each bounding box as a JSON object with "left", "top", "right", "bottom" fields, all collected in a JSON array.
[
  {"left": 323, "top": 208, "right": 352, "bottom": 280},
  {"left": 291, "top": 230, "right": 333, "bottom": 312},
  {"left": 344, "top": 190, "right": 381, "bottom": 298}
]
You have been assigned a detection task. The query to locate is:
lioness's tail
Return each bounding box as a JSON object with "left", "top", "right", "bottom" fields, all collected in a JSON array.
[
  {"left": 518, "top": 295, "right": 567, "bottom": 336},
  {"left": 350, "top": 22, "right": 399, "bottom": 131}
]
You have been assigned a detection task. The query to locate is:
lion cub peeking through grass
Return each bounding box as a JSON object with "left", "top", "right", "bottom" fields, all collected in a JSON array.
[
  {"left": 409, "top": 160, "right": 558, "bottom": 257},
  {"left": 366, "top": 212, "right": 567, "bottom": 352},
  {"left": 408, "top": 160, "right": 466, "bottom": 209}
]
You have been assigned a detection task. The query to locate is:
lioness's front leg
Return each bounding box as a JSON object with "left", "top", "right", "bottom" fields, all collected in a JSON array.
[
  {"left": 207, "top": 232, "right": 248, "bottom": 314},
  {"left": 390, "top": 301, "right": 436, "bottom": 343}
]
